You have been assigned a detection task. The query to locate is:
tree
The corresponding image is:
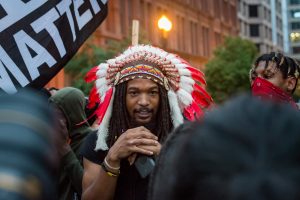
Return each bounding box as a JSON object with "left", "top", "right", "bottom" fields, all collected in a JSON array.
[
  {"left": 205, "top": 36, "right": 258, "bottom": 103},
  {"left": 65, "top": 31, "right": 150, "bottom": 95}
]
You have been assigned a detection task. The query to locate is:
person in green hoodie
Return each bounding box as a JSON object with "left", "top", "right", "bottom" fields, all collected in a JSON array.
[{"left": 49, "top": 87, "right": 95, "bottom": 200}]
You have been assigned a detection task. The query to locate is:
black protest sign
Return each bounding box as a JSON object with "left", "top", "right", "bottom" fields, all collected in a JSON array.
[{"left": 0, "top": 0, "right": 108, "bottom": 94}]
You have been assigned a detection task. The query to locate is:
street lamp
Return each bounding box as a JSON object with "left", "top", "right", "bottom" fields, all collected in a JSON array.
[{"left": 158, "top": 15, "right": 172, "bottom": 48}]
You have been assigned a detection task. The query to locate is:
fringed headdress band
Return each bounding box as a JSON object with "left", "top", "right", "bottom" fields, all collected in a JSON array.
[
  {"left": 85, "top": 44, "right": 213, "bottom": 150},
  {"left": 114, "top": 64, "right": 169, "bottom": 89}
]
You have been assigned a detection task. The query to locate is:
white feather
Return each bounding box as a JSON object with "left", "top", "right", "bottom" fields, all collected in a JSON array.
[
  {"left": 175, "top": 63, "right": 188, "bottom": 69},
  {"left": 115, "top": 54, "right": 126, "bottom": 62},
  {"left": 123, "top": 48, "right": 134, "bottom": 57},
  {"left": 96, "top": 78, "right": 108, "bottom": 99},
  {"left": 95, "top": 88, "right": 116, "bottom": 150},
  {"left": 170, "top": 58, "right": 181, "bottom": 64},
  {"left": 179, "top": 82, "right": 193, "bottom": 93},
  {"left": 100, "top": 94, "right": 106, "bottom": 103},
  {"left": 166, "top": 53, "right": 176, "bottom": 60},
  {"left": 97, "top": 87, "right": 108, "bottom": 101},
  {"left": 143, "top": 45, "right": 152, "bottom": 54},
  {"left": 160, "top": 51, "right": 168, "bottom": 58},
  {"left": 180, "top": 76, "right": 195, "bottom": 86},
  {"left": 152, "top": 47, "right": 162, "bottom": 56},
  {"left": 178, "top": 68, "right": 191, "bottom": 76},
  {"left": 107, "top": 59, "right": 116, "bottom": 65},
  {"left": 168, "top": 90, "right": 184, "bottom": 128},
  {"left": 177, "top": 89, "right": 193, "bottom": 106},
  {"left": 98, "top": 63, "right": 109, "bottom": 69},
  {"left": 96, "top": 78, "right": 108, "bottom": 89},
  {"left": 134, "top": 45, "right": 144, "bottom": 53},
  {"left": 123, "top": 46, "right": 135, "bottom": 55},
  {"left": 96, "top": 69, "right": 107, "bottom": 78}
]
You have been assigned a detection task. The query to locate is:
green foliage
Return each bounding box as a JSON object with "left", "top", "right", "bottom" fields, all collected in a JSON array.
[
  {"left": 65, "top": 31, "right": 150, "bottom": 95},
  {"left": 205, "top": 36, "right": 258, "bottom": 103}
]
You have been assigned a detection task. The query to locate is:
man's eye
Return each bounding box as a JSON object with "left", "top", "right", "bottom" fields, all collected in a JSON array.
[
  {"left": 129, "top": 91, "right": 138, "bottom": 96},
  {"left": 150, "top": 91, "right": 158, "bottom": 95},
  {"left": 263, "top": 74, "right": 272, "bottom": 79}
]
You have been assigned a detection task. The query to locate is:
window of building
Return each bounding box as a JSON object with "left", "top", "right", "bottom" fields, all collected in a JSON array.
[
  {"left": 202, "top": 26, "right": 210, "bottom": 57},
  {"left": 291, "top": 22, "right": 300, "bottom": 30},
  {"left": 244, "top": 22, "right": 247, "bottom": 35},
  {"left": 201, "top": 0, "right": 208, "bottom": 11},
  {"left": 231, "top": 5, "right": 237, "bottom": 26},
  {"left": 290, "top": 0, "right": 300, "bottom": 5},
  {"left": 250, "top": 24, "right": 260, "bottom": 37},
  {"left": 249, "top": 5, "right": 258, "bottom": 17},
  {"left": 223, "top": 1, "right": 228, "bottom": 21},
  {"left": 214, "top": 0, "right": 220, "bottom": 18},
  {"left": 290, "top": 10, "right": 300, "bottom": 19},
  {"left": 292, "top": 46, "right": 300, "bottom": 54},
  {"left": 190, "top": 22, "right": 199, "bottom": 55},
  {"left": 215, "top": 32, "right": 221, "bottom": 47},
  {"left": 277, "top": 1, "right": 281, "bottom": 13},
  {"left": 265, "top": 26, "right": 268, "bottom": 38}
]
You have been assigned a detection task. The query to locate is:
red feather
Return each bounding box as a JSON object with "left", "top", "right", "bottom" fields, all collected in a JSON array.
[
  {"left": 95, "top": 87, "right": 113, "bottom": 123},
  {"left": 85, "top": 66, "right": 98, "bottom": 83},
  {"left": 192, "top": 91, "right": 212, "bottom": 108},
  {"left": 186, "top": 66, "right": 204, "bottom": 76},
  {"left": 193, "top": 84, "right": 213, "bottom": 102},
  {"left": 87, "top": 86, "right": 100, "bottom": 109},
  {"left": 186, "top": 66, "right": 206, "bottom": 85},
  {"left": 191, "top": 101, "right": 204, "bottom": 119},
  {"left": 183, "top": 106, "right": 195, "bottom": 121}
]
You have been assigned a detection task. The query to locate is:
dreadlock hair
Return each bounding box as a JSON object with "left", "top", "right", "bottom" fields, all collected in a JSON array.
[
  {"left": 284, "top": 56, "right": 300, "bottom": 93},
  {"left": 106, "top": 80, "right": 173, "bottom": 148}
]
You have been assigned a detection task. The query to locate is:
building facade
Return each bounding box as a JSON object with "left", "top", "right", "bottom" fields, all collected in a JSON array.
[
  {"left": 96, "top": 0, "right": 238, "bottom": 68},
  {"left": 238, "top": 0, "right": 284, "bottom": 53},
  {"left": 48, "top": 0, "right": 239, "bottom": 88},
  {"left": 287, "top": 0, "right": 300, "bottom": 60}
]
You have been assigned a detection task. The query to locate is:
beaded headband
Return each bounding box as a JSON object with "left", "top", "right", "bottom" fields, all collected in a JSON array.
[{"left": 114, "top": 64, "right": 168, "bottom": 89}]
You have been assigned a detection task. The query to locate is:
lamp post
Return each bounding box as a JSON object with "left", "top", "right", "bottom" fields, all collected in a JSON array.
[{"left": 158, "top": 15, "right": 172, "bottom": 48}]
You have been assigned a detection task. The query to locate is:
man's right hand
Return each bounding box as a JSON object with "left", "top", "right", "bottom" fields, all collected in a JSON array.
[{"left": 105, "top": 126, "right": 159, "bottom": 168}]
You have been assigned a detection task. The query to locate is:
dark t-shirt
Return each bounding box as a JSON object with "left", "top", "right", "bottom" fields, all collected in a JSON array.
[{"left": 80, "top": 132, "right": 149, "bottom": 200}]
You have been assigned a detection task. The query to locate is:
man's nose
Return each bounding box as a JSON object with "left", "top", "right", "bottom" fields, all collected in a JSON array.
[{"left": 138, "top": 94, "right": 150, "bottom": 106}]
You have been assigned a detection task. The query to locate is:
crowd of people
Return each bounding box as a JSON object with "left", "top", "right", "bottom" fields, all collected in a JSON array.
[{"left": 0, "top": 45, "right": 300, "bottom": 200}]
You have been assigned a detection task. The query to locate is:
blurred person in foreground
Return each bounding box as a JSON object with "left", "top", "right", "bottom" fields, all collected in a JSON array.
[
  {"left": 249, "top": 52, "right": 300, "bottom": 108},
  {"left": 149, "top": 94, "right": 300, "bottom": 200},
  {"left": 80, "top": 44, "right": 213, "bottom": 200},
  {"left": 0, "top": 90, "right": 58, "bottom": 200},
  {"left": 49, "top": 87, "right": 94, "bottom": 200}
]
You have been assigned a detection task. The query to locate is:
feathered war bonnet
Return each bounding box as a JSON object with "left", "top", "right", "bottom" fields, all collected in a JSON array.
[{"left": 85, "top": 45, "right": 213, "bottom": 150}]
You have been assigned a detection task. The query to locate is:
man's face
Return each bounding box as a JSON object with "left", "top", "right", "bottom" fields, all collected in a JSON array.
[
  {"left": 251, "top": 61, "right": 289, "bottom": 92},
  {"left": 126, "top": 78, "right": 160, "bottom": 125}
]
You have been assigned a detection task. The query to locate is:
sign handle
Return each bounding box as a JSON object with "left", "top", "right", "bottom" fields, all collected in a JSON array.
[{"left": 132, "top": 20, "right": 139, "bottom": 46}]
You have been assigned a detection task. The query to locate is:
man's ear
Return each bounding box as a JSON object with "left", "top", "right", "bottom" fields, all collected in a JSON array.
[{"left": 286, "top": 77, "right": 297, "bottom": 93}]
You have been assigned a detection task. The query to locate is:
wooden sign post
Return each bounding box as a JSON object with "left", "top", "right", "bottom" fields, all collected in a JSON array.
[{"left": 132, "top": 20, "right": 139, "bottom": 45}]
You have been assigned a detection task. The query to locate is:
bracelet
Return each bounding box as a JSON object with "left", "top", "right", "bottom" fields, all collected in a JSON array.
[
  {"left": 101, "top": 162, "right": 120, "bottom": 177},
  {"left": 104, "top": 157, "right": 120, "bottom": 170}
]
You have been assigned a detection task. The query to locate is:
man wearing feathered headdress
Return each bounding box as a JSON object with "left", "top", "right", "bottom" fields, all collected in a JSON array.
[{"left": 80, "top": 45, "right": 213, "bottom": 200}]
